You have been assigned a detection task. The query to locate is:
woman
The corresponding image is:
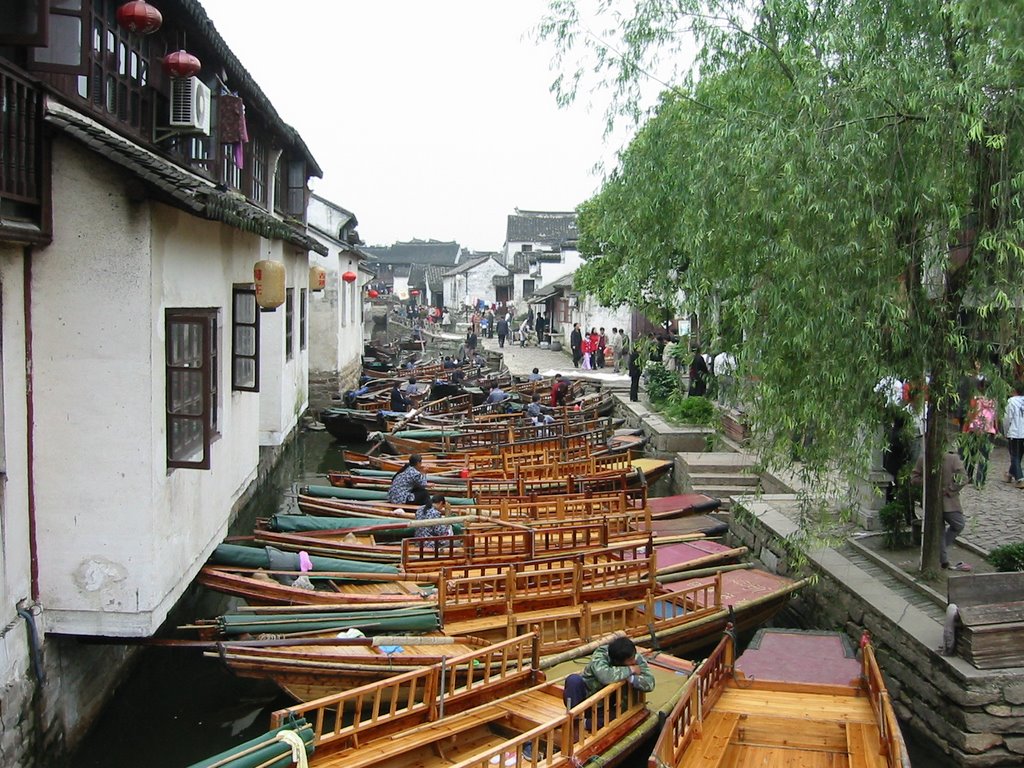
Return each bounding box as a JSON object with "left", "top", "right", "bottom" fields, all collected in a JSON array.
[
  {"left": 961, "top": 377, "right": 997, "bottom": 487},
  {"left": 414, "top": 494, "right": 453, "bottom": 544},
  {"left": 387, "top": 454, "right": 427, "bottom": 504}
]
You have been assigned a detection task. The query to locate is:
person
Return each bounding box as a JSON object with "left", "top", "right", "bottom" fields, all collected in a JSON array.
[
  {"left": 688, "top": 347, "right": 709, "bottom": 397},
  {"left": 535, "top": 313, "right": 548, "bottom": 345},
  {"left": 617, "top": 330, "right": 630, "bottom": 374},
  {"left": 960, "top": 377, "right": 997, "bottom": 487},
  {"left": 713, "top": 349, "right": 737, "bottom": 405},
  {"left": 388, "top": 454, "right": 427, "bottom": 504},
  {"left": 525, "top": 393, "right": 547, "bottom": 420},
  {"left": 563, "top": 636, "right": 655, "bottom": 717},
  {"left": 519, "top": 317, "right": 531, "bottom": 347},
  {"left": 485, "top": 383, "right": 508, "bottom": 409},
  {"left": 607, "top": 327, "right": 621, "bottom": 372},
  {"left": 1003, "top": 381, "right": 1024, "bottom": 488},
  {"left": 551, "top": 374, "right": 570, "bottom": 407},
  {"left": 570, "top": 324, "right": 583, "bottom": 368},
  {"left": 465, "top": 329, "right": 478, "bottom": 354},
  {"left": 596, "top": 328, "right": 608, "bottom": 368},
  {"left": 627, "top": 346, "right": 642, "bottom": 402},
  {"left": 911, "top": 444, "right": 971, "bottom": 570},
  {"left": 390, "top": 381, "right": 411, "bottom": 412},
  {"left": 496, "top": 315, "right": 509, "bottom": 348},
  {"left": 527, "top": 367, "right": 543, "bottom": 381},
  {"left": 414, "top": 494, "right": 453, "bottom": 544},
  {"left": 442, "top": 355, "right": 457, "bottom": 369},
  {"left": 550, "top": 373, "right": 563, "bottom": 407},
  {"left": 581, "top": 333, "right": 593, "bottom": 370}
]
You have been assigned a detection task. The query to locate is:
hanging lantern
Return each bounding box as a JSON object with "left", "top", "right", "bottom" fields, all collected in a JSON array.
[
  {"left": 309, "top": 265, "right": 327, "bottom": 292},
  {"left": 116, "top": 1, "right": 163, "bottom": 34},
  {"left": 410, "top": 289, "right": 421, "bottom": 297},
  {"left": 367, "top": 289, "right": 379, "bottom": 299},
  {"left": 341, "top": 270, "right": 358, "bottom": 284},
  {"left": 253, "top": 260, "right": 286, "bottom": 310},
  {"left": 163, "top": 49, "right": 202, "bottom": 78}
]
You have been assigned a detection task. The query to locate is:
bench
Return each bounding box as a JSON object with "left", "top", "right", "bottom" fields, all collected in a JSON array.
[
  {"left": 948, "top": 572, "right": 1024, "bottom": 669},
  {"left": 846, "top": 722, "right": 890, "bottom": 768},
  {"left": 691, "top": 711, "right": 740, "bottom": 766},
  {"left": 315, "top": 707, "right": 507, "bottom": 768}
]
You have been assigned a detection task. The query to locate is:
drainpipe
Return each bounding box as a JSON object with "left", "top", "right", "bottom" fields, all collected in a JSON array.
[{"left": 23, "top": 247, "right": 39, "bottom": 601}]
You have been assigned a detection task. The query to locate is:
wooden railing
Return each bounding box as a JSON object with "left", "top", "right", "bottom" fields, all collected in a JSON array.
[
  {"left": 862, "top": 640, "right": 911, "bottom": 767},
  {"left": 270, "top": 634, "right": 538, "bottom": 749},
  {"left": 438, "top": 543, "right": 655, "bottom": 621},
  {"left": 648, "top": 631, "right": 735, "bottom": 768},
  {"left": 0, "top": 63, "right": 42, "bottom": 207}
]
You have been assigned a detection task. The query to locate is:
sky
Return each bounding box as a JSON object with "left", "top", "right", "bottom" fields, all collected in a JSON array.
[{"left": 199, "top": 0, "right": 624, "bottom": 252}]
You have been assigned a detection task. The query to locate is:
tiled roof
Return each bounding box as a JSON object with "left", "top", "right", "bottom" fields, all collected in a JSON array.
[
  {"left": 493, "top": 274, "right": 514, "bottom": 287},
  {"left": 506, "top": 210, "right": 577, "bottom": 245},
  {"left": 44, "top": 100, "right": 327, "bottom": 255},
  {"left": 177, "top": 0, "right": 321, "bottom": 175},
  {"left": 426, "top": 265, "right": 446, "bottom": 290},
  {"left": 511, "top": 253, "right": 532, "bottom": 274},
  {"left": 443, "top": 254, "right": 493, "bottom": 276},
  {"left": 364, "top": 239, "right": 462, "bottom": 267}
]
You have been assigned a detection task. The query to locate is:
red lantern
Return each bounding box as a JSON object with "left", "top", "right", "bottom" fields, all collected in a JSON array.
[
  {"left": 410, "top": 289, "right": 420, "bottom": 297},
  {"left": 163, "top": 50, "right": 201, "bottom": 78},
  {"left": 116, "top": 1, "right": 163, "bottom": 34},
  {"left": 367, "top": 289, "right": 379, "bottom": 299},
  {"left": 342, "top": 271, "right": 358, "bottom": 284}
]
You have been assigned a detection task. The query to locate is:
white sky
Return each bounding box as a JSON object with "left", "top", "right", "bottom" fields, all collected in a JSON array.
[{"left": 199, "top": 0, "right": 621, "bottom": 252}]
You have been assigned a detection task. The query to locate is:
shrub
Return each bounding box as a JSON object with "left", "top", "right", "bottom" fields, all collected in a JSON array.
[
  {"left": 666, "top": 393, "right": 716, "bottom": 425},
  {"left": 878, "top": 501, "right": 907, "bottom": 550},
  {"left": 987, "top": 542, "right": 1024, "bottom": 572},
  {"left": 645, "top": 362, "right": 680, "bottom": 402}
]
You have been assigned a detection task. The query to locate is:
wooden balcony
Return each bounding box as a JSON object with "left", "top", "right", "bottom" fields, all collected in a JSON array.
[{"left": 1, "top": 61, "right": 46, "bottom": 242}]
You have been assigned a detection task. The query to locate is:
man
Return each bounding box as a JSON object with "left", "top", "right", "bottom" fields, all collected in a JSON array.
[
  {"left": 535, "top": 313, "right": 547, "bottom": 344},
  {"left": 496, "top": 315, "right": 509, "bottom": 348},
  {"left": 485, "top": 383, "right": 508, "bottom": 410},
  {"left": 563, "top": 636, "right": 654, "bottom": 717},
  {"left": 911, "top": 443, "right": 971, "bottom": 571},
  {"left": 596, "top": 328, "right": 608, "bottom": 368},
  {"left": 627, "top": 346, "right": 642, "bottom": 402},
  {"left": 390, "top": 381, "right": 411, "bottom": 412},
  {"left": 617, "top": 330, "right": 630, "bottom": 374},
  {"left": 570, "top": 323, "right": 583, "bottom": 368}
]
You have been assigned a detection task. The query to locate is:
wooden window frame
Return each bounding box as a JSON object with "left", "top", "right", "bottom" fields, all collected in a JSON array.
[
  {"left": 285, "top": 288, "right": 294, "bottom": 360},
  {"left": 166, "top": 309, "right": 218, "bottom": 470},
  {"left": 0, "top": 0, "right": 49, "bottom": 46},
  {"left": 231, "top": 286, "right": 259, "bottom": 392},
  {"left": 28, "top": 0, "right": 89, "bottom": 75},
  {"left": 299, "top": 287, "right": 307, "bottom": 351}
]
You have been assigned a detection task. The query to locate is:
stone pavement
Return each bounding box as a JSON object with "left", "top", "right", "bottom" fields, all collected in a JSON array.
[{"left": 958, "top": 442, "right": 1023, "bottom": 555}]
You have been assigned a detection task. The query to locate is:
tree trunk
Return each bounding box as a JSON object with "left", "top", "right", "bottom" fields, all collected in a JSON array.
[{"left": 919, "top": 400, "right": 944, "bottom": 575}]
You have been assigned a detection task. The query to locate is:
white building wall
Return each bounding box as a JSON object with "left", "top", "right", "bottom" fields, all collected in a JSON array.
[
  {"left": 0, "top": 242, "right": 31, "bottom": 695},
  {"left": 462, "top": 259, "right": 508, "bottom": 308},
  {"left": 538, "top": 249, "right": 583, "bottom": 287},
  {"left": 258, "top": 245, "right": 308, "bottom": 446},
  {"left": 30, "top": 140, "right": 262, "bottom": 636}
]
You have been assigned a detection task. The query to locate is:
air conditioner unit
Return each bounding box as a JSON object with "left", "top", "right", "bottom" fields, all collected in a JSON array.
[{"left": 169, "top": 76, "right": 211, "bottom": 135}]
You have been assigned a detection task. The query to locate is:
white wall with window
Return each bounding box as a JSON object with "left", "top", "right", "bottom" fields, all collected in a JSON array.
[{"left": 29, "top": 139, "right": 268, "bottom": 635}]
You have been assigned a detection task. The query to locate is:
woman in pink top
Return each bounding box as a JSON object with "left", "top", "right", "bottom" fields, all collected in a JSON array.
[{"left": 961, "top": 377, "right": 997, "bottom": 487}]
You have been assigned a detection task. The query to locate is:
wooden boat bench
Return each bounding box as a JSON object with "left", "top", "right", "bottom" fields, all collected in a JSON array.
[
  {"left": 690, "top": 712, "right": 740, "bottom": 766},
  {"left": 846, "top": 721, "right": 890, "bottom": 768},
  {"left": 948, "top": 572, "right": 1024, "bottom": 669},
  {"left": 314, "top": 707, "right": 509, "bottom": 768}
]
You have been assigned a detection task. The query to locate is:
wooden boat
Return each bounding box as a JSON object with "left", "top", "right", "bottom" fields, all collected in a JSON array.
[
  {"left": 205, "top": 633, "right": 499, "bottom": 702},
  {"left": 650, "top": 627, "right": 911, "bottom": 767},
  {"left": 256, "top": 633, "right": 663, "bottom": 768}
]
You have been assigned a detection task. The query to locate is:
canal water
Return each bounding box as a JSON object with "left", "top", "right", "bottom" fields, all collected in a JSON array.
[{"left": 70, "top": 427, "right": 951, "bottom": 767}]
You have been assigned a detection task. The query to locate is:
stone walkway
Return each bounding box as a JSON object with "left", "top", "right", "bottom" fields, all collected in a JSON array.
[{"left": 477, "top": 332, "right": 1022, "bottom": 556}]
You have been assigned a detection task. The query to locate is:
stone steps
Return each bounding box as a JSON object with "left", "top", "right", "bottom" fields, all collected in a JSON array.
[{"left": 841, "top": 545, "right": 947, "bottom": 622}]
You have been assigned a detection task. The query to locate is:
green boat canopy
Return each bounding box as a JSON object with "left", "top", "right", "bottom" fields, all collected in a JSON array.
[
  {"left": 186, "top": 719, "right": 314, "bottom": 768},
  {"left": 302, "top": 484, "right": 476, "bottom": 505},
  {"left": 217, "top": 607, "right": 440, "bottom": 636},
  {"left": 210, "top": 543, "right": 399, "bottom": 577}
]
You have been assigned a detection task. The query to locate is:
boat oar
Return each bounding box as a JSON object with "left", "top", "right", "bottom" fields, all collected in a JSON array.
[
  {"left": 654, "top": 548, "right": 750, "bottom": 579},
  {"left": 656, "top": 561, "right": 755, "bottom": 584}
]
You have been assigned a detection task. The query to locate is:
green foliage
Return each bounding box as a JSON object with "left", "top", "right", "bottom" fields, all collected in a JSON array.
[
  {"left": 541, "top": 0, "right": 1024, "bottom": 572},
  {"left": 987, "top": 542, "right": 1024, "bottom": 572},
  {"left": 644, "top": 362, "right": 679, "bottom": 402},
  {"left": 664, "top": 393, "right": 716, "bottom": 425}
]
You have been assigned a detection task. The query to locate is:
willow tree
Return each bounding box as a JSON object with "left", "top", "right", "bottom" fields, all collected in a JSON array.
[{"left": 541, "top": 0, "right": 1024, "bottom": 574}]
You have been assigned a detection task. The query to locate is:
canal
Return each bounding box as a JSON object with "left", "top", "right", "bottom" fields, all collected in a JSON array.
[{"left": 70, "top": 427, "right": 951, "bottom": 767}]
